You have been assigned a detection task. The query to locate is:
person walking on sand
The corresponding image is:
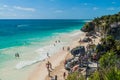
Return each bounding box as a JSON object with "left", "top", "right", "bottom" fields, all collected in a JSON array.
[
  {"left": 63, "top": 72, "right": 66, "bottom": 79},
  {"left": 63, "top": 46, "right": 64, "bottom": 51},
  {"left": 48, "top": 61, "right": 53, "bottom": 70},
  {"left": 67, "top": 46, "right": 70, "bottom": 51},
  {"left": 46, "top": 61, "right": 51, "bottom": 77},
  {"left": 55, "top": 75, "right": 57, "bottom": 80}
]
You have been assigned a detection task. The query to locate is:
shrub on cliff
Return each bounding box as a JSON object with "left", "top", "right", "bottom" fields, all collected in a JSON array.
[
  {"left": 81, "top": 22, "right": 95, "bottom": 32},
  {"left": 66, "top": 72, "right": 85, "bottom": 80},
  {"left": 89, "top": 66, "right": 120, "bottom": 80}
]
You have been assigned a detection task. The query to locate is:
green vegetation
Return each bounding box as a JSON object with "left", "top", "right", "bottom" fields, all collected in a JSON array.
[
  {"left": 67, "top": 12, "right": 120, "bottom": 80},
  {"left": 90, "top": 12, "right": 120, "bottom": 80},
  {"left": 99, "top": 51, "right": 117, "bottom": 68},
  {"left": 81, "top": 12, "right": 120, "bottom": 39},
  {"left": 89, "top": 66, "right": 120, "bottom": 80},
  {"left": 88, "top": 12, "right": 120, "bottom": 80},
  {"left": 81, "top": 22, "right": 95, "bottom": 32},
  {"left": 89, "top": 70, "right": 101, "bottom": 80},
  {"left": 66, "top": 72, "right": 86, "bottom": 80}
]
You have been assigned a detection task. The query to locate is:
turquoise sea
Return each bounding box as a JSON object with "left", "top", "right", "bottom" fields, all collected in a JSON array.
[{"left": 0, "top": 19, "right": 89, "bottom": 80}]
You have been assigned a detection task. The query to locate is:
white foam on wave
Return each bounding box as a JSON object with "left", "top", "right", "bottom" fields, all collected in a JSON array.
[
  {"left": 15, "top": 54, "right": 47, "bottom": 69},
  {"left": 70, "top": 31, "right": 80, "bottom": 37},
  {"left": 69, "top": 30, "right": 83, "bottom": 37},
  {"left": 17, "top": 24, "right": 29, "bottom": 28},
  {"left": 15, "top": 30, "right": 83, "bottom": 69},
  {"left": 15, "top": 43, "right": 64, "bottom": 69}
]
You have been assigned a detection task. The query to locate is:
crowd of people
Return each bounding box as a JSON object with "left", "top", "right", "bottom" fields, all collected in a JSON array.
[{"left": 45, "top": 39, "right": 71, "bottom": 80}]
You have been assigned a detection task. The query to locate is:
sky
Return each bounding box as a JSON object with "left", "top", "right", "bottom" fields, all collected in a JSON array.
[{"left": 0, "top": 0, "right": 120, "bottom": 19}]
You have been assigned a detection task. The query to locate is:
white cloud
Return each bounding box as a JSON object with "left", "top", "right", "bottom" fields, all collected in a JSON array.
[
  {"left": 0, "top": 13, "right": 17, "bottom": 17},
  {"left": 3, "top": 5, "right": 8, "bottom": 8},
  {"left": 93, "top": 7, "right": 99, "bottom": 10},
  {"left": 13, "top": 6, "right": 35, "bottom": 12},
  {"left": 54, "top": 10, "right": 63, "bottom": 13},
  {"left": 12, "top": 14, "right": 17, "bottom": 16},
  {"left": 112, "top": 2, "right": 116, "bottom": 4},
  {"left": 107, "top": 7, "right": 115, "bottom": 11}
]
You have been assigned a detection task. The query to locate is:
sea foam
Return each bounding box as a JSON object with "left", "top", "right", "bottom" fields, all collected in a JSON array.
[{"left": 15, "top": 43, "right": 63, "bottom": 69}]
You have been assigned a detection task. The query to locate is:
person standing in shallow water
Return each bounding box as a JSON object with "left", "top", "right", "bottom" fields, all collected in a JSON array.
[
  {"left": 58, "top": 40, "right": 60, "bottom": 43},
  {"left": 47, "top": 52, "right": 50, "bottom": 58},
  {"left": 55, "top": 41, "right": 57, "bottom": 43},
  {"left": 15, "top": 53, "right": 20, "bottom": 58}
]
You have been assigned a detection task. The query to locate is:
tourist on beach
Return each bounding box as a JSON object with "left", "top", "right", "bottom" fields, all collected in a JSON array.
[
  {"left": 58, "top": 40, "right": 60, "bottom": 43},
  {"left": 63, "top": 47, "right": 64, "bottom": 51},
  {"left": 46, "top": 61, "right": 51, "bottom": 77},
  {"left": 79, "top": 38, "right": 81, "bottom": 43},
  {"left": 55, "top": 40, "right": 57, "bottom": 43},
  {"left": 49, "top": 61, "right": 53, "bottom": 70},
  {"left": 67, "top": 46, "right": 70, "bottom": 51},
  {"left": 15, "top": 53, "right": 20, "bottom": 58},
  {"left": 55, "top": 75, "right": 57, "bottom": 80},
  {"left": 51, "top": 76, "right": 55, "bottom": 80},
  {"left": 47, "top": 52, "right": 50, "bottom": 58},
  {"left": 63, "top": 72, "right": 66, "bottom": 79}
]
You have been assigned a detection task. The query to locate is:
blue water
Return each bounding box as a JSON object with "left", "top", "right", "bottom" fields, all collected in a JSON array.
[
  {"left": 0, "top": 19, "right": 89, "bottom": 68},
  {"left": 0, "top": 19, "right": 90, "bottom": 80},
  {"left": 0, "top": 19, "right": 88, "bottom": 49}
]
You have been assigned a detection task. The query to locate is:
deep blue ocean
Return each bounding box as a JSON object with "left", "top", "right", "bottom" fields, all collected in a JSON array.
[
  {"left": 0, "top": 19, "right": 88, "bottom": 49},
  {"left": 0, "top": 19, "right": 90, "bottom": 80},
  {"left": 0, "top": 19, "right": 90, "bottom": 68}
]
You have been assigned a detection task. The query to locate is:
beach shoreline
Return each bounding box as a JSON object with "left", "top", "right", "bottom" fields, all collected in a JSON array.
[
  {"left": 28, "top": 29, "right": 101, "bottom": 80},
  {"left": 46, "top": 33, "right": 101, "bottom": 80},
  {"left": 0, "top": 29, "right": 100, "bottom": 80},
  {"left": 28, "top": 30, "right": 89, "bottom": 80},
  {"left": 0, "top": 29, "right": 85, "bottom": 80}
]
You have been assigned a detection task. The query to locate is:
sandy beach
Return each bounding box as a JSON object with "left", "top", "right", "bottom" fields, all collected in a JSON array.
[
  {"left": 28, "top": 30, "right": 101, "bottom": 80},
  {"left": 0, "top": 1, "right": 119, "bottom": 80}
]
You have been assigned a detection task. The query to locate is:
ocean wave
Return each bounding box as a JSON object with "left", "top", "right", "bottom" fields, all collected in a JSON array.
[
  {"left": 84, "top": 20, "right": 92, "bottom": 22},
  {"left": 15, "top": 43, "right": 63, "bottom": 69},
  {"left": 70, "top": 30, "right": 83, "bottom": 37},
  {"left": 15, "top": 55, "right": 47, "bottom": 69},
  {"left": 17, "top": 24, "right": 29, "bottom": 28}
]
